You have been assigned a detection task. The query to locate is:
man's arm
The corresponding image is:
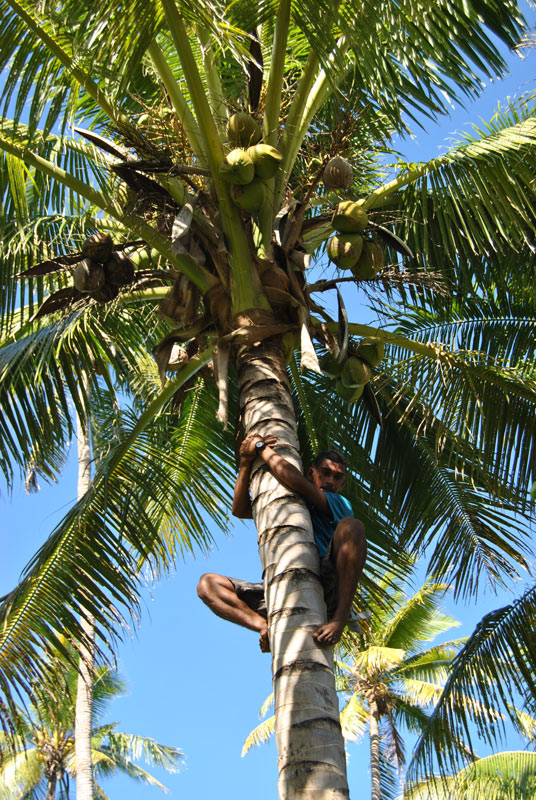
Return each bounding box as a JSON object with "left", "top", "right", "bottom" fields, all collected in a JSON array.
[
  {"left": 259, "top": 446, "right": 330, "bottom": 514},
  {"left": 238, "top": 436, "right": 330, "bottom": 515},
  {"left": 231, "top": 434, "right": 278, "bottom": 518},
  {"left": 232, "top": 459, "right": 254, "bottom": 518}
]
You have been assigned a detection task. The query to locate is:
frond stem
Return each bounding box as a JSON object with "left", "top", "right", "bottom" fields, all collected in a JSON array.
[
  {"left": 147, "top": 41, "right": 205, "bottom": 160},
  {"left": 197, "top": 26, "right": 227, "bottom": 133},
  {"left": 263, "top": 0, "right": 291, "bottom": 146},
  {"left": 316, "top": 318, "right": 445, "bottom": 359}
]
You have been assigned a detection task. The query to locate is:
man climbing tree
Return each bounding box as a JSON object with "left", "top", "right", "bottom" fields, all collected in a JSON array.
[{"left": 198, "top": 440, "right": 367, "bottom": 651}]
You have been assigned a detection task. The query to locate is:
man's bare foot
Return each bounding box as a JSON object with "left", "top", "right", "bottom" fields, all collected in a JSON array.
[
  {"left": 313, "top": 619, "right": 345, "bottom": 647},
  {"left": 259, "top": 627, "right": 270, "bottom": 653}
]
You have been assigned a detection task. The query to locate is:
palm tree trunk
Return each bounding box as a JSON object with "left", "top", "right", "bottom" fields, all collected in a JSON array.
[
  {"left": 45, "top": 769, "right": 58, "bottom": 800},
  {"left": 238, "top": 340, "right": 349, "bottom": 800},
  {"left": 74, "top": 390, "right": 95, "bottom": 800},
  {"left": 368, "top": 698, "right": 381, "bottom": 800},
  {"left": 45, "top": 776, "right": 57, "bottom": 800}
]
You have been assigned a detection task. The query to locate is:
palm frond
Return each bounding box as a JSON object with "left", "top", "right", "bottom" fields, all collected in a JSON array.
[
  {"left": 0, "top": 350, "right": 236, "bottom": 723},
  {"left": 382, "top": 583, "right": 455, "bottom": 651},
  {"left": 241, "top": 715, "right": 275, "bottom": 756},
  {"left": 408, "top": 583, "right": 536, "bottom": 782},
  {"left": 404, "top": 751, "right": 536, "bottom": 800}
]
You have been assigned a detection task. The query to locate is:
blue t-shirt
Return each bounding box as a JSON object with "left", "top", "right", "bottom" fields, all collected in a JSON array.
[{"left": 308, "top": 492, "right": 353, "bottom": 558}]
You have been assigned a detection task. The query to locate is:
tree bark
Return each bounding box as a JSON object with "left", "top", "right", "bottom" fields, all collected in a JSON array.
[
  {"left": 369, "top": 698, "right": 382, "bottom": 800},
  {"left": 74, "top": 394, "right": 95, "bottom": 800},
  {"left": 238, "top": 340, "right": 349, "bottom": 800}
]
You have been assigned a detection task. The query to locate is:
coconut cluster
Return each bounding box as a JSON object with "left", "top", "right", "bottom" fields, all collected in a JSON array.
[
  {"left": 326, "top": 201, "right": 384, "bottom": 280},
  {"left": 72, "top": 233, "right": 134, "bottom": 302},
  {"left": 319, "top": 337, "right": 384, "bottom": 404},
  {"left": 220, "top": 114, "right": 283, "bottom": 215}
]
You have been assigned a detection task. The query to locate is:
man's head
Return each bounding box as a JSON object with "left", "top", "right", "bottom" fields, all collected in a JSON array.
[{"left": 307, "top": 450, "right": 346, "bottom": 494}]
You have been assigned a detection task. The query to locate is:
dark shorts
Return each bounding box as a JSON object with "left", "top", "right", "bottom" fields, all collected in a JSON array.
[{"left": 228, "top": 540, "right": 338, "bottom": 620}]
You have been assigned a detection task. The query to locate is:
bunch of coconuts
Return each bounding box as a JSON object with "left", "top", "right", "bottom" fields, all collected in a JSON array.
[
  {"left": 220, "top": 113, "right": 283, "bottom": 215},
  {"left": 72, "top": 233, "right": 134, "bottom": 302},
  {"left": 326, "top": 201, "right": 384, "bottom": 280},
  {"left": 319, "top": 337, "right": 384, "bottom": 404}
]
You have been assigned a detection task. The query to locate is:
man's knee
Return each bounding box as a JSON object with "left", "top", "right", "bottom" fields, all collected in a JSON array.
[
  {"left": 336, "top": 516, "right": 366, "bottom": 547},
  {"left": 197, "top": 572, "right": 222, "bottom": 603}
]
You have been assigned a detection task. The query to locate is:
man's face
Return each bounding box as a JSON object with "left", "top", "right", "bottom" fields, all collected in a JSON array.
[{"left": 308, "top": 458, "right": 346, "bottom": 494}]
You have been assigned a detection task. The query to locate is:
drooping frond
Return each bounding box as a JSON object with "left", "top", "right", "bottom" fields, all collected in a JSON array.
[
  {"left": 0, "top": 354, "right": 236, "bottom": 722},
  {"left": 381, "top": 583, "right": 456, "bottom": 651},
  {"left": 241, "top": 715, "right": 275, "bottom": 756},
  {"left": 404, "top": 751, "right": 536, "bottom": 800},
  {"left": 408, "top": 583, "right": 536, "bottom": 782}
]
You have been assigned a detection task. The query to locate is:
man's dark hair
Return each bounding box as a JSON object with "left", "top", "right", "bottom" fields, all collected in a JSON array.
[{"left": 313, "top": 450, "right": 346, "bottom": 468}]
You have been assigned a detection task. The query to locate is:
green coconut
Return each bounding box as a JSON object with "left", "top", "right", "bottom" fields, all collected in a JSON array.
[
  {"left": 341, "top": 357, "right": 372, "bottom": 388},
  {"left": 247, "top": 144, "right": 283, "bottom": 179},
  {"left": 226, "top": 113, "right": 262, "bottom": 147},
  {"left": 355, "top": 337, "right": 384, "bottom": 367},
  {"left": 231, "top": 178, "right": 266, "bottom": 213},
  {"left": 81, "top": 232, "right": 114, "bottom": 263},
  {"left": 129, "top": 247, "right": 164, "bottom": 270},
  {"left": 335, "top": 380, "right": 364, "bottom": 404},
  {"left": 104, "top": 251, "right": 135, "bottom": 286},
  {"left": 220, "top": 148, "right": 255, "bottom": 185},
  {"left": 353, "top": 241, "right": 384, "bottom": 279},
  {"left": 319, "top": 352, "right": 343, "bottom": 378},
  {"left": 332, "top": 201, "right": 369, "bottom": 233},
  {"left": 326, "top": 234, "right": 363, "bottom": 270},
  {"left": 73, "top": 258, "right": 106, "bottom": 292}
]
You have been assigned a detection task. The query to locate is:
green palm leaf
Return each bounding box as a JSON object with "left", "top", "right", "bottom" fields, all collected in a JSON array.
[
  {"left": 404, "top": 751, "right": 536, "bottom": 800},
  {"left": 408, "top": 583, "right": 536, "bottom": 782}
]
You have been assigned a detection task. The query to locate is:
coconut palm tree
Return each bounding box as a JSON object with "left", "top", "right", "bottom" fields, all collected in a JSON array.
[
  {"left": 1, "top": 2, "right": 536, "bottom": 797},
  {"left": 0, "top": 647, "right": 184, "bottom": 799}
]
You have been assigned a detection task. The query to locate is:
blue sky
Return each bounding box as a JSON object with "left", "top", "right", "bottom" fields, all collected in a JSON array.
[{"left": 2, "top": 17, "right": 536, "bottom": 800}]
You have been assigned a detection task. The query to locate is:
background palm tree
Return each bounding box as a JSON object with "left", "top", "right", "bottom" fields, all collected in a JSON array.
[
  {"left": 0, "top": 1, "right": 535, "bottom": 796},
  {"left": 0, "top": 645, "right": 184, "bottom": 799}
]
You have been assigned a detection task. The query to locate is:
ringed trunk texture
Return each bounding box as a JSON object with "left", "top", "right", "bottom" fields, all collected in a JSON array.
[
  {"left": 238, "top": 339, "right": 349, "bottom": 800},
  {"left": 369, "top": 699, "right": 382, "bottom": 800},
  {"left": 74, "top": 397, "right": 95, "bottom": 800}
]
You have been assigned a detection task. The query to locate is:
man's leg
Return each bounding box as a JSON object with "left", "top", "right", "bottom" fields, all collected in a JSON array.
[
  {"left": 313, "top": 517, "right": 367, "bottom": 646},
  {"left": 197, "top": 573, "right": 270, "bottom": 652}
]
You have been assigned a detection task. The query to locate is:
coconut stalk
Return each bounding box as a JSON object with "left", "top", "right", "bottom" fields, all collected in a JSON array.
[
  {"left": 238, "top": 339, "right": 349, "bottom": 800},
  {"left": 74, "top": 373, "right": 95, "bottom": 800}
]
